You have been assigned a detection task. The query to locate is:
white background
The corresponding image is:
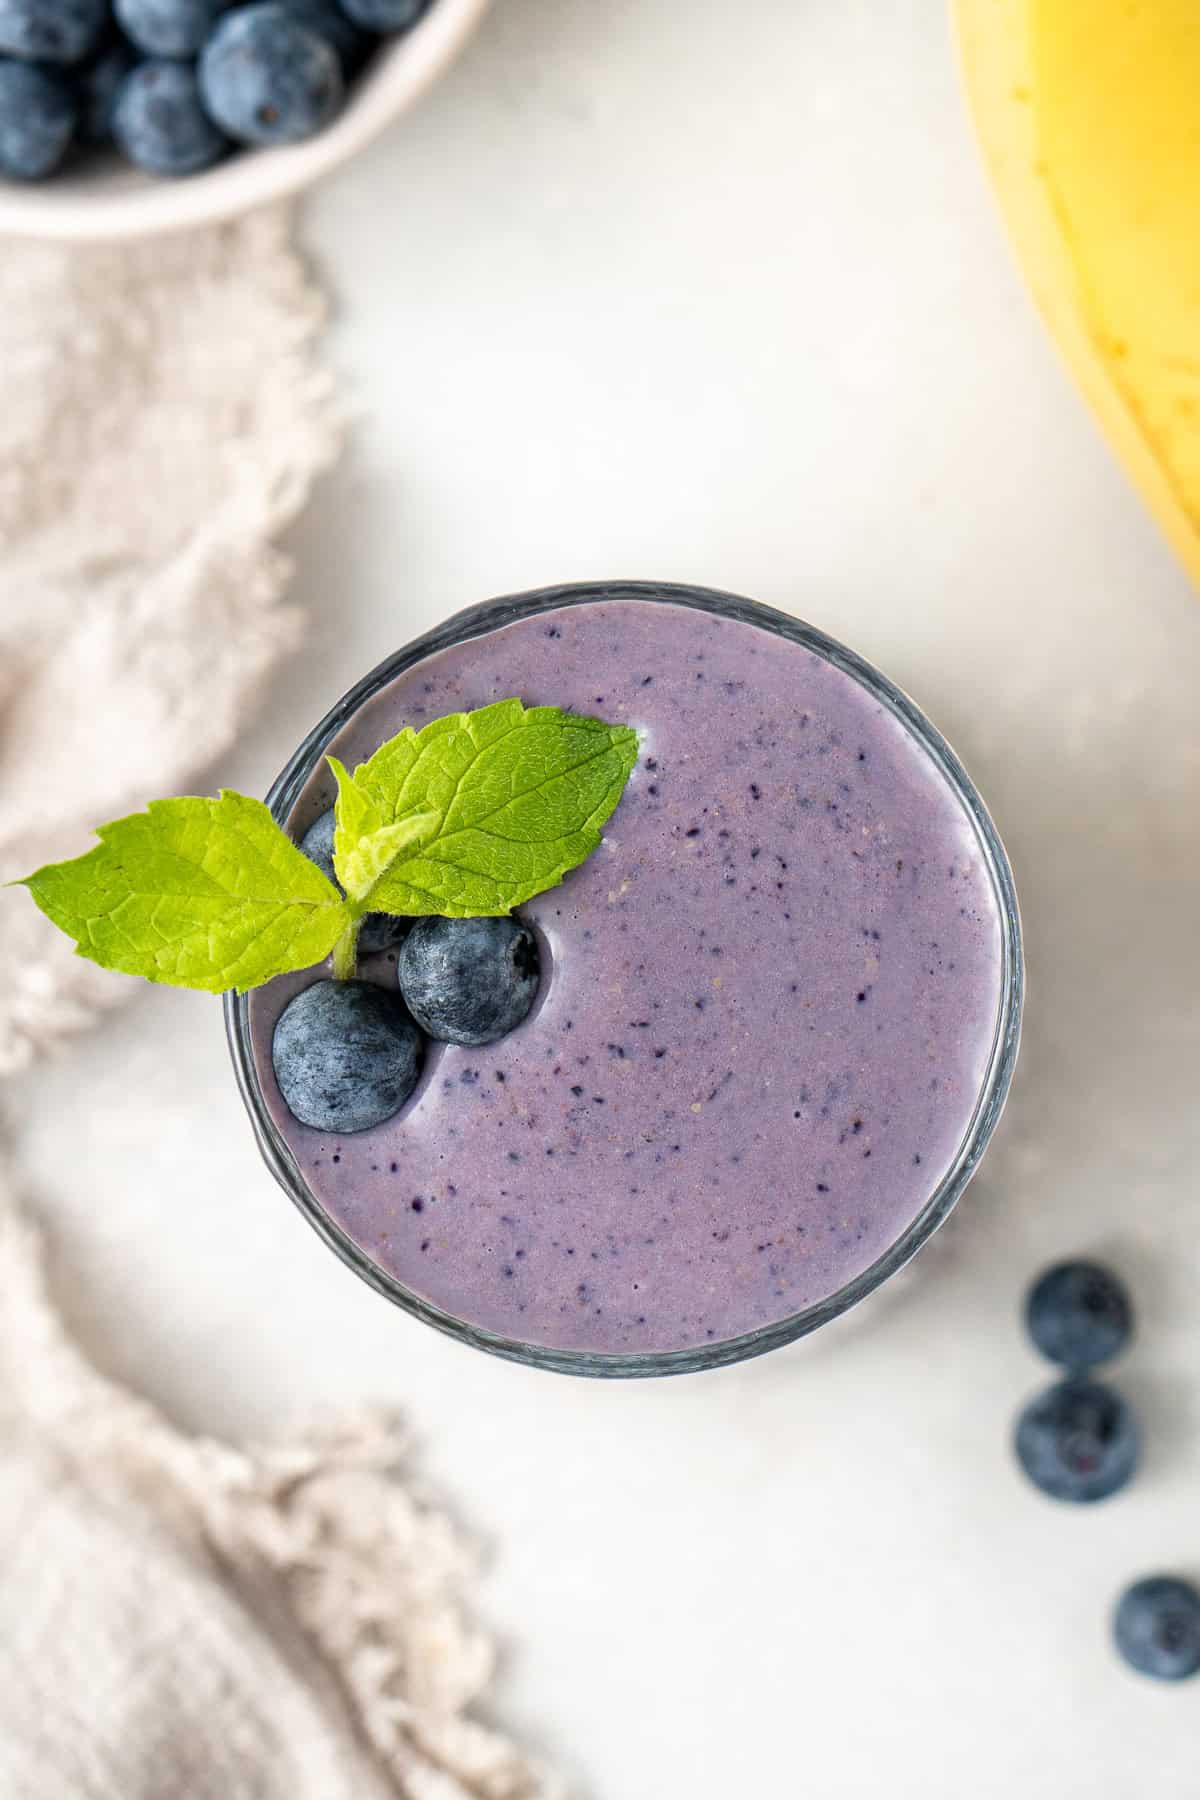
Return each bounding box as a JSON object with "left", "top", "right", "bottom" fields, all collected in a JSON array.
[{"left": 10, "top": 2, "right": 1200, "bottom": 1793}]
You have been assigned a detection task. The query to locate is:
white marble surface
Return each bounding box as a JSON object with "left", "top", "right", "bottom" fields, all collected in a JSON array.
[{"left": 8, "top": 2, "right": 1200, "bottom": 1794}]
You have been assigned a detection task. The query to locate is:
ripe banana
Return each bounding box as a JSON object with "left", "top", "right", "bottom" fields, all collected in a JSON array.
[{"left": 954, "top": 0, "right": 1200, "bottom": 584}]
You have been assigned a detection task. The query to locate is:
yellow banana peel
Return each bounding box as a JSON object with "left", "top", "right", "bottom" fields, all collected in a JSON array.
[{"left": 954, "top": 0, "right": 1200, "bottom": 584}]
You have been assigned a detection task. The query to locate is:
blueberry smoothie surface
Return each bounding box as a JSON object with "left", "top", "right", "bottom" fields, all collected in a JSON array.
[{"left": 244, "top": 588, "right": 1015, "bottom": 1365}]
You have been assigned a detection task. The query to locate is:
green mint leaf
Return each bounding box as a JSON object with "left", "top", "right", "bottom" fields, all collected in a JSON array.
[
  {"left": 10, "top": 699, "right": 640, "bottom": 996},
  {"left": 328, "top": 755, "right": 383, "bottom": 891},
  {"left": 333, "top": 699, "right": 640, "bottom": 918},
  {"left": 327, "top": 756, "right": 440, "bottom": 904},
  {"left": 14, "top": 791, "right": 351, "bottom": 993},
  {"left": 334, "top": 814, "right": 440, "bottom": 908}
]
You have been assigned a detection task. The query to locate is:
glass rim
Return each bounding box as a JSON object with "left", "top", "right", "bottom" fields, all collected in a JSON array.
[{"left": 225, "top": 580, "right": 1024, "bottom": 1378}]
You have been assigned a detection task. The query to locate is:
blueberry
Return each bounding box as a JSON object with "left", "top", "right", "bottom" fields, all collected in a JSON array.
[
  {"left": 1114, "top": 1577, "right": 1200, "bottom": 1682},
  {"left": 272, "top": 978, "right": 423, "bottom": 1133},
  {"left": 1026, "top": 1260, "right": 1133, "bottom": 1369},
  {"left": 200, "top": 3, "right": 342, "bottom": 145},
  {"left": 397, "top": 915, "right": 541, "bottom": 1047},
  {"left": 0, "top": 61, "right": 76, "bottom": 178},
  {"left": 298, "top": 809, "right": 408, "bottom": 957},
  {"left": 77, "top": 41, "right": 137, "bottom": 145},
  {"left": 115, "top": 0, "right": 230, "bottom": 59},
  {"left": 1014, "top": 1377, "right": 1138, "bottom": 1504},
  {"left": 113, "top": 60, "right": 227, "bottom": 175},
  {"left": 274, "top": 0, "right": 370, "bottom": 73},
  {"left": 0, "top": 0, "right": 106, "bottom": 65},
  {"left": 335, "top": 0, "right": 427, "bottom": 34}
]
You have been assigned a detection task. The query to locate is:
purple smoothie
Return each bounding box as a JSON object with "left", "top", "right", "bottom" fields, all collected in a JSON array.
[{"left": 245, "top": 591, "right": 1010, "bottom": 1360}]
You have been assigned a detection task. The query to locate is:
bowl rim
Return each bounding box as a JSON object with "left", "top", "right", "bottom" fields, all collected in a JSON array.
[
  {"left": 0, "top": 0, "right": 491, "bottom": 242},
  {"left": 225, "top": 579, "right": 1026, "bottom": 1380}
]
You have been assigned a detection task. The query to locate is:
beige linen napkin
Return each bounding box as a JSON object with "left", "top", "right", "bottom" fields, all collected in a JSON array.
[
  {"left": 0, "top": 215, "right": 561, "bottom": 1798},
  {"left": 0, "top": 1166, "right": 557, "bottom": 1800},
  {"left": 0, "top": 208, "right": 339, "bottom": 1073}
]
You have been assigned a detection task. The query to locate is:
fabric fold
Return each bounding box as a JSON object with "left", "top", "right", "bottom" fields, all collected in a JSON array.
[
  {"left": 0, "top": 1161, "right": 562, "bottom": 1800},
  {"left": 0, "top": 207, "right": 341, "bottom": 1073}
]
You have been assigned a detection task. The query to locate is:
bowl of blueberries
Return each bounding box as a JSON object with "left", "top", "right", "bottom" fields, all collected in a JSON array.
[{"left": 0, "top": 0, "right": 488, "bottom": 238}]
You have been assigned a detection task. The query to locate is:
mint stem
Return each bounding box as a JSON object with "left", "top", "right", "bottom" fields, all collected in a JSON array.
[{"left": 331, "top": 918, "right": 360, "bottom": 981}]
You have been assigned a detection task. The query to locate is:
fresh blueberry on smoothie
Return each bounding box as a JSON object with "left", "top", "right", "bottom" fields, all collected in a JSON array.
[
  {"left": 272, "top": 978, "right": 424, "bottom": 1132},
  {"left": 397, "top": 915, "right": 540, "bottom": 1046}
]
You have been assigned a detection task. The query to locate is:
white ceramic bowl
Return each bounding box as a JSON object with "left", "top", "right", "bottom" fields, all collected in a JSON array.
[{"left": 0, "top": 0, "right": 489, "bottom": 241}]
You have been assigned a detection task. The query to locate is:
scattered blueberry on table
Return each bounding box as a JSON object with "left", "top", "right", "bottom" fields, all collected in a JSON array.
[
  {"left": 1014, "top": 1376, "right": 1138, "bottom": 1504},
  {"left": 272, "top": 978, "right": 424, "bottom": 1134},
  {"left": 1025, "top": 1259, "right": 1133, "bottom": 1370},
  {"left": 0, "top": 0, "right": 435, "bottom": 181},
  {"left": 1114, "top": 1577, "right": 1200, "bottom": 1682},
  {"left": 1015, "top": 1261, "right": 1200, "bottom": 1682}
]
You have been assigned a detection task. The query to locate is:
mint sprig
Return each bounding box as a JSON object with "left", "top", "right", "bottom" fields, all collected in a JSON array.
[
  {"left": 10, "top": 701, "right": 640, "bottom": 994},
  {"left": 338, "top": 698, "right": 640, "bottom": 916},
  {"left": 13, "top": 791, "right": 350, "bottom": 994}
]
